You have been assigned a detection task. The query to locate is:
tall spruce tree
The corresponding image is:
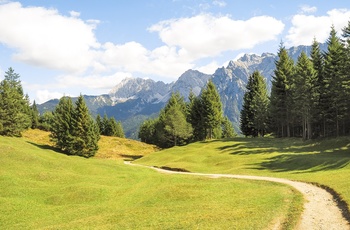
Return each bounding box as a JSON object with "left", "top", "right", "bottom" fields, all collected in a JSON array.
[
  {"left": 0, "top": 68, "right": 31, "bottom": 136},
  {"left": 68, "top": 95, "right": 100, "bottom": 158},
  {"left": 96, "top": 114, "right": 104, "bottom": 134},
  {"left": 31, "top": 100, "right": 40, "bottom": 129},
  {"left": 294, "top": 51, "right": 317, "bottom": 140},
  {"left": 323, "top": 26, "right": 346, "bottom": 137},
  {"left": 161, "top": 92, "right": 192, "bottom": 147},
  {"left": 240, "top": 72, "right": 256, "bottom": 137},
  {"left": 269, "top": 43, "right": 294, "bottom": 137},
  {"left": 50, "top": 96, "right": 74, "bottom": 152},
  {"left": 201, "top": 80, "right": 223, "bottom": 139},
  {"left": 240, "top": 71, "right": 269, "bottom": 137},
  {"left": 138, "top": 118, "right": 157, "bottom": 144},
  {"left": 187, "top": 91, "right": 206, "bottom": 141},
  {"left": 310, "top": 38, "right": 325, "bottom": 137},
  {"left": 164, "top": 105, "right": 193, "bottom": 146},
  {"left": 222, "top": 116, "right": 236, "bottom": 138},
  {"left": 342, "top": 21, "right": 350, "bottom": 134},
  {"left": 115, "top": 121, "right": 125, "bottom": 138}
]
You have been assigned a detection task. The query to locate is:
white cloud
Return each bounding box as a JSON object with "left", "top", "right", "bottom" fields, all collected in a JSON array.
[
  {"left": 99, "top": 42, "right": 193, "bottom": 79},
  {"left": 69, "top": 10, "right": 80, "bottom": 18},
  {"left": 56, "top": 72, "right": 131, "bottom": 90},
  {"left": 0, "top": 2, "right": 99, "bottom": 73},
  {"left": 213, "top": 0, "right": 227, "bottom": 7},
  {"left": 299, "top": 5, "right": 317, "bottom": 14},
  {"left": 36, "top": 90, "right": 64, "bottom": 103},
  {"left": 149, "top": 14, "right": 284, "bottom": 60},
  {"left": 286, "top": 8, "right": 350, "bottom": 46},
  {"left": 196, "top": 61, "right": 221, "bottom": 74}
]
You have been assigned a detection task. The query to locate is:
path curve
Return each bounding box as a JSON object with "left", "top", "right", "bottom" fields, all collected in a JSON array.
[{"left": 124, "top": 161, "right": 350, "bottom": 230}]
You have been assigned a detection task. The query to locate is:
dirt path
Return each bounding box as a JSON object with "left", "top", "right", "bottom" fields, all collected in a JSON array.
[{"left": 124, "top": 161, "right": 350, "bottom": 229}]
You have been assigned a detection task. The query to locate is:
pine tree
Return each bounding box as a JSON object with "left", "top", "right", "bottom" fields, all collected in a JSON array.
[
  {"left": 115, "top": 121, "right": 125, "bottom": 138},
  {"left": 251, "top": 72, "right": 269, "bottom": 137},
  {"left": 139, "top": 118, "right": 157, "bottom": 144},
  {"left": 50, "top": 96, "right": 74, "bottom": 152},
  {"left": 240, "top": 71, "right": 269, "bottom": 137},
  {"left": 107, "top": 117, "right": 119, "bottom": 136},
  {"left": 310, "top": 38, "right": 325, "bottom": 137},
  {"left": 201, "top": 80, "right": 223, "bottom": 139},
  {"left": 222, "top": 116, "right": 236, "bottom": 138},
  {"left": 31, "top": 100, "right": 40, "bottom": 129},
  {"left": 269, "top": 43, "right": 294, "bottom": 137},
  {"left": 0, "top": 68, "right": 31, "bottom": 136},
  {"left": 187, "top": 91, "right": 206, "bottom": 141},
  {"left": 323, "top": 26, "right": 346, "bottom": 137},
  {"left": 164, "top": 105, "right": 193, "bottom": 146},
  {"left": 294, "top": 52, "right": 317, "bottom": 140},
  {"left": 240, "top": 72, "right": 256, "bottom": 137},
  {"left": 96, "top": 114, "right": 103, "bottom": 134},
  {"left": 342, "top": 20, "right": 350, "bottom": 134},
  {"left": 161, "top": 92, "right": 192, "bottom": 146},
  {"left": 38, "top": 111, "right": 53, "bottom": 131},
  {"left": 102, "top": 113, "right": 109, "bottom": 135},
  {"left": 68, "top": 95, "right": 100, "bottom": 158}
]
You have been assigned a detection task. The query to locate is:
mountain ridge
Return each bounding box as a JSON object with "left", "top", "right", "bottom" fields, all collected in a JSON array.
[{"left": 38, "top": 44, "right": 327, "bottom": 138}]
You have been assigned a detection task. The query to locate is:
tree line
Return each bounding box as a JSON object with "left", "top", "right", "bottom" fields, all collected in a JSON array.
[
  {"left": 0, "top": 69, "right": 125, "bottom": 158},
  {"left": 138, "top": 80, "right": 236, "bottom": 148},
  {"left": 241, "top": 22, "right": 350, "bottom": 139}
]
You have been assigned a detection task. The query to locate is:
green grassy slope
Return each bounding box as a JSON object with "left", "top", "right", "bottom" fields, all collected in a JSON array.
[
  {"left": 136, "top": 137, "right": 350, "bottom": 211},
  {"left": 0, "top": 135, "right": 301, "bottom": 229}
]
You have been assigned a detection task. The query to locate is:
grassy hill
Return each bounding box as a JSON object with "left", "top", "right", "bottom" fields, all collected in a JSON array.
[
  {"left": 22, "top": 129, "right": 158, "bottom": 160},
  {"left": 136, "top": 137, "right": 350, "bottom": 213},
  {"left": 0, "top": 130, "right": 302, "bottom": 229}
]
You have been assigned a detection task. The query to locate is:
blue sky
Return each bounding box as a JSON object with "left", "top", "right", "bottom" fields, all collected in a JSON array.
[{"left": 0, "top": 0, "right": 349, "bottom": 103}]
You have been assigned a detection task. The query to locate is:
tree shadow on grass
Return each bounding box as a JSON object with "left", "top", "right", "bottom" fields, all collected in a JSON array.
[
  {"left": 217, "top": 138, "right": 285, "bottom": 155},
  {"left": 249, "top": 138, "right": 350, "bottom": 173},
  {"left": 251, "top": 152, "right": 350, "bottom": 173},
  {"left": 119, "top": 154, "right": 143, "bottom": 161},
  {"left": 217, "top": 137, "right": 350, "bottom": 172},
  {"left": 26, "top": 141, "right": 68, "bottom": 156}
]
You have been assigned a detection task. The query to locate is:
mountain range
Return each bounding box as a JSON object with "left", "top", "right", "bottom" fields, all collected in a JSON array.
[{"left": 38, "top": 43, "right": 327, "bottom": 139}]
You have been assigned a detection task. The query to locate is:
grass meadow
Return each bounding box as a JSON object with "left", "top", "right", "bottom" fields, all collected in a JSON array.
[
  {"left": 0, "top": 130, "right": 302, "bottom": 229},
  {"left": 136, "top": 136, "right": 350, "bottom": 213}
]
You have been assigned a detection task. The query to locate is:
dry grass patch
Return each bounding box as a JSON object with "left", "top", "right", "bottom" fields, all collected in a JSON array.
[
  {"left": 96, "top": 135, "right": 158, "bottom": 160},
  {"left": 22, "top": 129, "right": 158, "bottom": 160}
]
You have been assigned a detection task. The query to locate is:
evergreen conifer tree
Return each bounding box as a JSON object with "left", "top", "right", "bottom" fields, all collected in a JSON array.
[
  {"left": 240, "top": 72, "right": 256, "bottom": 137},
  {"left": 342, "top": 21, "right": 350, "bottom": 134},
  {"left": 115, "top": 121, "right": 125, "bottom": 138},
  {"left": 269, "top": 43, "right": 294, "bottom": 137},
  {"left": 138, "top": 118, "right": 157, "bottom": 144},
  {"left": 96, "top": 114, "right": 103, "bottom": 134},
  {"left": 68, "top": 95, "right": 100, "bottom": 158},
  {"left": 294, "top": 51, "right": 317, "bottom": 140},
  {"left": 187, "top": 91, "right": 206, "bottom": 141},
  {"left": 222, "top": 116, "right": 236, "bottom": 138},
  {"left": 50, "top": 96, "right": 74, "bottom": 152},
  {"left": 323, "top": 26, "right": 346, "bottom": 136},
  {"left": 240, "top": 71, "right": 269, "bottom": 137},
  {"left": 102, "top": 114, "right": 109, "bottom": 135},
  {"left": 31, "top": 100, "right": 40, "bottom": 129},
  {"left": 201, "top": 80, "right": 223, "bottom": 139},
  {"left": 0, "top": 68, "right": 31, "bottom": 136},
  {"left": 310, "top": 38, "right": 325, "bottom": 137}
]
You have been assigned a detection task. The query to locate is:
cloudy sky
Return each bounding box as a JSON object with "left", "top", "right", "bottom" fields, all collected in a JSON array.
[{"left": 0, "top": 0, "right": 349, "bottom": 103}]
